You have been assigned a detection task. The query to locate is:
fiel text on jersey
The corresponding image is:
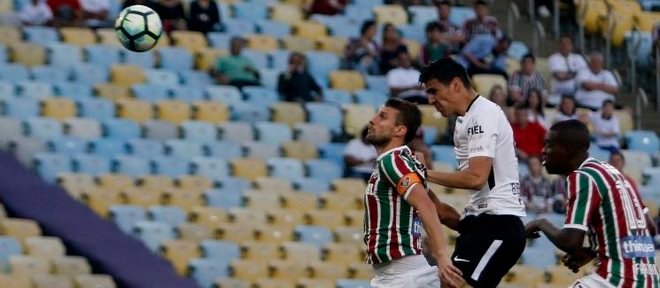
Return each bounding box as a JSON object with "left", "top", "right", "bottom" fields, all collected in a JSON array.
[{"left": 467, "top": 124, "right": 484, "bottom": 136}]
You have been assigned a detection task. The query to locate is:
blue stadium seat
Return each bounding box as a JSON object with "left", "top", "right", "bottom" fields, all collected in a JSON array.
[
  {"left": 256, "top": 20, "right": 291, "bottom": 38},
  {"left": 126, "top": 139, "right": 164, "bottom": 158},
  {"left": 188, "top": 258, "right": 230, "bottom": 288},
  {"left": 507, "top": 41, "right": 530, "bottom": 60},
  {"left": 233, "top": 2, "right": 268, "bottom": 20},
  {"left": 47, "top": 137, "right": 88, "bottom": 155},
  {"left": 34, "top": 152, "right": 72, "bottom": 183},
  {"left": 63, "top": 117, "right": 103, "bottom": 140},
  {"left": 319, "top": 143, "right": 346, "bottom": 167},
  {"left": 142, "top": 120, "right": 178, "bottom": 141},
  {"left": 294, "top": 178, "right": 331, "bottom": 196},
  {"left": 409, "top": 5, "right": 437, "bottom": 27},
  {"left": 205, "top": 85, "right": 244, "bottom": 106},
  {"left": 337, "top": 279, "right": 372, "bottom": 288},
  {"left": 305, "top": 51, "right": 340, "bottom": 81},
  {"left": 123, "top": 50, "right": 155, "bottom": 69},
  {"left": 3, "top": 98, "right": 40, "bottom": 119},
  {"left": 148, "top": 205, "right": 187, "bottom": 227},
  {"left": 109, "top": 205, "right": 148, "bottom": 234},
  {"left": 151, "top": 156, "right": 190, "bottom": 177},
  {"left": 72, "top": 154, "right": 111, "bottom": 176},
  {"left": 102, "top": 119, "right": 141, "bottom": 139},
  {"left": 295, "top": 225, "right": 333, "bottom": 246},
  {"left": 241, "top": 50, "right": 269, "bottom": 71},
  {"left": 0, "top": 45, "right": 6, "bottom": 63},
  {"left": 0, "top": 117, "right": 23, "bottom": 149},
  {"left": 354, "top": 89, "right": 387, "bottom": 109},
  {"left": 85, "top": 45, "right": 122, "bottom": 68},
  {"left": 10, "top": 137, "right": 48, "bottom": 167},
  {"left": 31, "top": 66, "right": 70, "bottom": 83},
  {"left": 353, "top": 0, "right": 383, "bottom": 7},
  {"left": 191, "top": 157, "right": 230, "bottom": 181},
  {"left": 24, "top": 118, "right": 63, "bottom": 139},
  {"left": 421, "top": 126, "right": 438, "bottom": 145},
  {"left": 522, "top": 244, "right": 557, "bottom": 269},
  {"left": 0, "top": 81, "right": 14, "bottom": 98},
  {"left": 324, "top": 17, "right": 360, "bottom": 39},
  {"left": 625, "top": 131, "right": 659, "bottom": 154},
  {"left": 0, "top": 64, "right": 30, "bottom": 82},
  {"left": 207, "top": 33, "right": 232, "bottom": 50},
  {"left": 242, "top": 86, "right": 279, "bottom": 106},
  {"left": 305, "top": 102, "right": 343, "bottom": 135},
  {"left": 258, "top": 68, "right": 279, "bottom": 89},
  {"left": 430, "top": 145, "right": 457, "bottom": 168},
  {"left": 164, "top": 140, "right": 204, "bottom": 159},
  {"left": 243, "top": 141, "right": 279, "bottom": 160},
  {"left": 132, "top": 221, "right": 176, "bottom": 253},
  {"left": 365, "top": 76, "right": 388, "bottom": 95},
  {"left": 270, "top": 50, "right": 290, "bottom": 71},
  {"left": 144, "top": 69, "right": 180, "bottom": 86},
  {"left": 77, "top": 98, "right": 116, "bottom": 120},
  {"left": 267, "top": 157, "right": 305, "bottom": 181},
  {"left": 231, "top": 102, "right": 270, "bottom": 123},
  {"left": 643, "top": 167, "right": 660, "bottom": 187},
  {"left": 16, "top": 81, "right": 53, "bottom": 99},
  {"left": 113, "top": 155, "right": 151, "bottom": 177},
  {"left": 158, "top": 47, "right": 194, "bottom": 71},
  {"left": 180, "top": 121, "right": 217, "bottom": 143},
  {"left": 170, "top": 86, "right": 205, "bottom": 103},
  {"left": 306, "top": 159, "right": 343, "bottom": 182},
  {"left": 217, "top": 177, "right": 250, "bottom": 193},
  {"left": 588, "top": 145, "right": 610, "bottom": 162},
  {"left": 131, "top": 84, "right": 171, "bottom": 102},
  {"left": 218, "top": 122, "right": 255, "bottom": 143},
  {"left": 203, "top": 188, "right": 242, "bottom": 209},
  {"left": 399, "top": 24, "right": 426, "bottom": 43},
  {"left": 344, "top": 5, "right": 374, "bottom": 23},
  {"left": 204, "top": 141, "right": 243, "bottom": 160},
  {"left": 223, "top": 19, "right": 256, "bottom": 36},
  {"left": 179, "top": 70, "right": 214, "bottom": 87},
  {"left": 53, "top": 82, "right": 92, "bottom": 100},
  {"left": 47, "top": 43, "right": 83, "bottom": 68},
  {"left": 89, "top": 139, "right": 126, "bottom": 157},
  {"left": 449, "top": 7, "right": 476, "bottom": 27},
  {"left": 255, "top": 122, "right": 292, "bottom": 145},
  {"left": 0, "top": 236, "right": 22, "bottom": 271},
  {"left": 200, "top": 240, "right": 240, "bottom": 260},
  {"left": 23, "top": 26, "right": 59, "bottom": 46},
  {"left": 323, "top": 89, "right": 354, "bottom": 105},
  {"left": 71, "top": 63, "right": 109, "bottom": 85}
]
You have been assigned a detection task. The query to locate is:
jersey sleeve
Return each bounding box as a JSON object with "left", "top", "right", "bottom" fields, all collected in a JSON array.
[
  {"left": 379, "top": 150, "right": 425, "bottom": 200},
  {"left": 564, "top": 172, "right": 600, "bottom": 231},
  {"left": 466, "top": 110, "right": 498, "bottom": 159}
]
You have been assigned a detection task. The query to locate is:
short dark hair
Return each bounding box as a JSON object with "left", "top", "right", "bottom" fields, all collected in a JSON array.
[
  {"left": 419, "top": 57, "right": 472, "bottom": 88},
  {"left": 425, "top": 21, "right": 443, "bottom": 33},
  {"left": 609, "top": 150, "right": 625, "bottom": 162},
  {"left": 360, "top": 20, "right": 377, "bottom": 35},
  {"left": 474, "top": 0, "right": 488, "bottom": 6},
  {"left": 602, "top": 99, "right": 615, "bottom": 107},
  {"left": 385, "top": 98, "right": 422, "bottom": 144},
  {"left": 521, "top": 53, "right": 535, "bottom": 63},
  {"left": 434, "top": 0, "right": 451, "bottom": 6},
  {"left": 549, "top": 120, "right": 591, "bottom": 153},
  {"left": 514, "top": 103, "right": 528, "bottom": 111}
]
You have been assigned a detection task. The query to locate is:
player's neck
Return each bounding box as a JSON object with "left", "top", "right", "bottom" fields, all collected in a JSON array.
[
  {"left": 564, "top": 154, "right": 589, "bottom": 175},
  {"left": 457, "top": 91, "right": 479, "bottom": 116},
  {"left": 375, "top": 140, "right": 406, "bottom": 158}
]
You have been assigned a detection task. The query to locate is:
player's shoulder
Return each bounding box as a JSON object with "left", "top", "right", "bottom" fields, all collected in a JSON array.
[
  {"left": 378, "top": 146, "right": 413, "bottom": 163},
  {"left": 468, "top": 97, "right": 504, "bottom": 120}
]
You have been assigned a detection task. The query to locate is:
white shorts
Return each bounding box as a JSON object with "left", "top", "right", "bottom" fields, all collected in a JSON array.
[
  {"left": 371, "top": 255, "right": 440, "bottom": 288},
  {"left": 569, "top": 273, "right": 616, "bottom": 288}
]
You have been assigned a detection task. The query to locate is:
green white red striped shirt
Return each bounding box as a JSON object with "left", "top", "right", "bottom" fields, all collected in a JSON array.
[
  {"left": 564, "top": 158, "right": 659, "bottom": 287},
  {"left": 364, "top": 146, "right": 424, "bottom": 264}
]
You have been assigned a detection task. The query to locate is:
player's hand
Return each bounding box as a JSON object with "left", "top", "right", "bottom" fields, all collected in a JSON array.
[
  {"left": 524, "top": 219, "right": 542, "bottom": 239},
  {"left": 438, "top": 257, "right": 464, "bottom": 288},
  {"left": 561, "top": 248, "right": 595, "bottom": 273}
]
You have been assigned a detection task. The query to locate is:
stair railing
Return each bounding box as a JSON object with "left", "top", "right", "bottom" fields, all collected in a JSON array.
[
  {"left": 532, "top": 21, "right": 546, "bottom": 55},
  {"left": 508, "top": 2, "right": 520, "bottom": 39},
  {"left": 635, "top": 88, "right": 648, "bottom": 130}
]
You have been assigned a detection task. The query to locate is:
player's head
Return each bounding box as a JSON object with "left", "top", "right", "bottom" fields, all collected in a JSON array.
[
  {"left": 543, "top": 120, "right": 591, "bottom": 175},
  {"left": 419, "top": 58, "right": 473, "bottom": 117},
  {"left": 366, "top": 98, "right": 421, "bottom": 148},
  {"left": 608, "top": 151, "right": 625, "bottom": 172}
]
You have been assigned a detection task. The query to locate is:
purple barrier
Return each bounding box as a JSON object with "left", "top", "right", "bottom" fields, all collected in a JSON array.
[{"left": 0, "top": 152, "right": 196, "bottom": 288}]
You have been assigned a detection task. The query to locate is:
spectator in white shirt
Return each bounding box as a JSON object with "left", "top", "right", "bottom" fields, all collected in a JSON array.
[
  {"left": 589, "top": 100, "right": 620, "bottom": 153},
  {"left": 575, "top": 51, "right": 618, "bottom": 110},
  {"left": 552, "top": 95, "right": 578, "bottom": 124},
  {"left": 79, "top": 0, "right": 110, "bottom": 28},
  {"left": 547, "top": 37, "right": 587, "bottom": 105},
  {"left": 20, "top": 0, "right": 54, "bottom": 26},
  {"left": 343, "top": 127, "right": 377, "bottom": 181},
  {"left": 387, "top": 51, "right": 427, "bottom": 104}
]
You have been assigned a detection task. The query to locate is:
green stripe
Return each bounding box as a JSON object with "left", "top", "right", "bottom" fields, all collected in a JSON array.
[
  {"left": 572, "top": 174, "right": 590, "bottom": 225},
  {"left": 399, "top": 199, "right": 414, "bottom": 255},
  {"left": 635, "top": 258, "right": 644, "bottom": 288},
  {"left": 376, "top": 166, "right": 392, "bottom": 262}
]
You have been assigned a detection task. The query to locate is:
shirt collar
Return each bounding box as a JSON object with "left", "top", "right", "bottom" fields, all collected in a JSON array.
[{"left": 376, "top": 145, "right": 411, "bottom": 161}]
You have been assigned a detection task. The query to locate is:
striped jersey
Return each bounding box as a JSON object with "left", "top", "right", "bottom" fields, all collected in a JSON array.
[
  {"left": 564, "top": 158, "right": 659, "bottom": 287},
  {"left": 364, "top": 146, "right": 424, "bottom": 264}
]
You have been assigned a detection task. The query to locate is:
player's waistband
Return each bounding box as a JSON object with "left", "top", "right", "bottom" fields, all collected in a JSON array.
[{"left": 372, "top": 255, "right": 430, "bottom": 277}]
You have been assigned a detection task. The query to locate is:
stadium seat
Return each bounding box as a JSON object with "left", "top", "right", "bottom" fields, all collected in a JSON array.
[
  {"left": 189, "top": 206, "right": 228, "bottom": 230},
  {"left": 625, "top": 131, "right": 659, "bottom": 154},
  {"left": 253, "top": 177, "right": 293, "bottom": 194},
  {"left": 30, "top": 273, "right": 71, "bottom": 287},
  {"left": 0, "top": 27, "right": 21, "bottom": 46},
  {"left": 409, "top": 5, "right": 437, "bottom": 27},
  {"left": 206, "top": 85, "right": 244, "bottom": 106},
  {"left": 123, "top": 50, "right": 156, "bottom": 69},
  {"left": 0, "top": 64, "right": 30, "bottom": 82},
  {"left": 131, "top": 84, "right": 170, "bottom": 102},
  {"left": 232, "top": 102, "right": 271, "bottom": 123},
  {"left": 17, "top": 81, "right": 53, "bottom": 99},
  {"left": 0, "top": 236, "right": 22, "bottom": 271},
  {"left": 373, "top": 5, "right": 408, "bottom": 26},
  {"left": 53, "top": 82, "right": 92, "bottom": 100},
  {"left": 223, "top": 19, "right": 256, "bottom": 36},
  {"left": 323, "top": 243, "right": 363, "bottom": 265},
  {"left": 472, "top": 74, "right": 508, "bottom": 96},
  {"left": 255, "top": 225, "right": 294, "bottom": 244},
  {"left": 270, "top": 4, "right": 304, "bottom": 25},
  {"left": 506, "top": 265, "right": 545, "bottom": 285},
  {"left": 72, "top": 154, "right": 111, "bottom": 176},
  {"left": 258, "top": 68, "right": 279, "bottom": 89},
  {"left": 47, "top": 43, "right": 83, "bottom": 68},
  {"left": 217, "top": 223, "right": 257, "bottom": 242},
  {"left": 332, "top": 178, "right": 366, "bottom": 195},
  {"left": 96, "top": 28, "right": 122, "bottom": 46},
  {"left": 295, "top": 225, "right": 333, "bottom": 246},
  {"left": 170, "top": 86, "right": 205, "bottom": 103},
  {"left": 294, "top": 178, "right": 330, "bottom": 196},
  {"left": 125, "top": 139, "right": 164, "bottom": 158},
  {"left": 233, "top": 2, "right": 269, "bottom": 20},
  {"left": 240, "top": 241, "right": 279, "bottom": 261},
  {"left": 59, "top": 27, "right": 96, "bottom": 47},
  {"left": 188, "top": 258, "right": 230, "bottom": 288},
  {"left": 256, "top": 20, "right": 291, "bottom": 38},
  {"left": 293, "top": 123, "right": 331, "bottom": 145},
  {"left": 245, "top": 35, "right": 279, "bottom": 53},
  {"left": 243, "top": 141, "right": 280, "bottom": 160},
  {"left": 88, "top": 139, "right": 123, "bottom": 159},
  {"left": 318, "top": 143, "right": 346, "bottom": 168},
  {"left": 354, "top": 89, "right": 387, "bottom": 109},
  {"left": 101, "top": 119, "right": 140, "bottom": 140},
  {"left": 218, "top": 122, "right": 255, "bottom": 143},
  {"left": 418, "top": 104, "right": 448, "bottom": 133},
  {"left": 1, "top": 218, "right": 42, "bottom": 243},
  {"left": 111, "top": 65, "right": 146, "bottom": 87},
  {"left": 243, "top": 190, "right": 282, "bottom": 209},
  {"left": 282, "top": 141, "right": 318, "bottom": 161},
  {"left": 324, "top": 16, "right": 359, "bottom": 39},
  {"left": 292, "top": 21, "right": 327, "bottom": 41},
  {"left": 316, "top": 36, "right": 348, "bottom": 56},
  {"left": 74, "top": 274, "right": 116, "bottom": 288},
  {"left": 431, "top": 145, "right": 457, "bottom": 168},
  {"left": 31, "top": 66, "right": 70, "bottom": 84},
  {"left": 0, "top": 117, "right": 22, "bottom": 149},
  {"left": 8, "top": 255, "right": 50, "bottom": 276},
  {"left": 180, "top": 121, "right": 217, "bottom": 143},
  {"left": 281, "top": 242, "right": 321, "bottom": 263},
  {"left": 137, "top": 175, "right": 174, "bottom": 192},
  {"left": 176, "top": 222, "right": 212, "bottom": 241},
  {"left": 9, "top": 138, "right": 48, "bottom": 167},
  {"left": 148, "top": 206, "right": 187, "bottom": 227},
  {"left": 142, "top": 120, "right": 178, "bottom": 140},
  {"left": 113, "top": 156, "right": 151, "bottom": 177},
  {"left": 176, "top": 174, "right": 213, "bottom": 192},
  {"left": 132, "top": 221, "right": 176, "bottom": 253},
  {"left": 230, "top": 259, "right": 269, "bottom": 282},
  {"left": 57, "top": 173, "right": 95, "bottom": 198},
  {"left": 9, "top": 42, "right": 46, "bottom": 67},
  {"left": 170, "top": 31, "right": 208, "bottom": 53},
  {"left": 2, "top": 98, "right": 39, "bottom": 120},
  {"left": 207, "top": 32, "right": 232, "bottom": 50},
  {"left": 266, "top": 157, "right": 305, "bottom": 181},
  {"left": 336, "top": 279, "right": 372, "bottom": 288},
  {"left": 155, "top": 101, "right": 191, "bottom": 124},
  {"left": 62, "top": 118, "right": 101, "bottom": 140},
  {"left": 330, "top": 70, "right": 365, "bottom": 92},
  {"left": 230, "top": 158, "right": 267, "bottom": 181},
  {"left": 343, "top": 104, "right": 375, "bottom": 137},
  {"left": 268, "top": 260, "right": 308, "bottom": 281},
  {"left": 85, "top": 45, "right": 121, "bottom": 68},
  {"left": 151, "top": 156, "right": 190, "bottom": 177},
  {"left": 305, "top": 103, "right": 343, "bottom": 136},
  {"left": 320, "top": 193, "right": 361, "bottom": 212},
  {"left": 305, "top": 210, "right": 345, "bottom": 229},
  {"left": 255, "top": 122, "right": 293, "bottom": 145},
  {"left": 109, "top": 205, "right": 148, "bottom": 234},
  {"left": 191, "top": 102, "right": 230, "bottom": 124},
  {"left": 242, "top": 86, "right": 279, "bottom": 106},
  {"left": 158, "top": 47, "right": 194, "bottom": 71},
  {"left": 72, "top": 64, "right": 109, "bottom": 85},
  {"left": 306, "top": 159, "right": 343, "bottom": 182},
  {"left": 41, "top": 98, "right": 76, "bottom": 121},
  {"left": 204, "top": 142, "right": 243, "bottom": 160},
  {"left": 272, "top": 102, "right": 306, "bottom": 126},
  {"left": 282, "top": 36, "right": 315, "bottom": 52},
  {"left": 179, "top": 70, "right": 214, "bottom": 87},
  {"left": 95, "top": 83, "right": 131, "bottom": 101},
  {"left": 364, "top": 75, "right": 388, "bottom": 94},
  {"left": 25, "top": 118, "right": 63, "bottom": 139}
]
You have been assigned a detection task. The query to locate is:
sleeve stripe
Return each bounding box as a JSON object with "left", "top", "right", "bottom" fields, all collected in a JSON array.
[{"left": 563, "top": 224, "right": 589, "bottom": 231}]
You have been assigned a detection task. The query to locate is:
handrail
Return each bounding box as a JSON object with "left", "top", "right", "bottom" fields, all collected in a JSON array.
[
  {"left": 532, "top": 21, "right": 546, "bottom": 54},
  {"left": 528, "top": 0, "right": 536, "bottom": 23},
  {"left": 508, "top": 2, "right": 520, "bottom": 38},
  {"left": 656, "top": 45, "right": 660, "bottom": 110},
  {"left": 635, "top": 88, "right": 648, "bottom": 130},
  {"left": 553, "top": 0, "right": 560, "bottom": 39}
]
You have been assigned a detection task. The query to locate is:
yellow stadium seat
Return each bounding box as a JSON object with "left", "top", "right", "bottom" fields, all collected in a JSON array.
[
  {"left": 506, "top": 57, "right": 521, "bottom": 76},
  {"left": 254, "top": 226, "right": 294, "bottom": 243},
  {"left": 217, "top": 223, "right": 257, "bottom": 242},
  {"left": 418, "top": 104, "right": 448, "bottom": 134},
  {"left": 162, "top": 239, "right": 201, "bottom": 275},
  {"left": 280, "top": 192, "right": 317, "bottom": 212},
  {"left": 176, "top": 175, "right": 213, "bottom": 193},
  {"left": 349, "top": 262, "right": 374, "bottom": 280},
  {"left": 121, "top": 187, "right": 163, "bottom": 207},
  {"left": 343, "top": 104, "right": 375, "bottom": 137},
  {"left": 298, "top": 278, "right": 335, "bottom": 288},
  {"left": 153, "top": 34, "right": 171, "bottom": 50},
  {"left": 614, "top": 110, "right": 633, "bottom": 134},
  {"left": 270, "top": 4, "right": 304, "bottom": 25},
  {"left": 137, "top": 175, "right": 175, "bottom": 192},
  {"left": 215, "top": 278, "right": 250, "bottom": 288},
  {"left": 334, "top": 226, "right": 363, "bottom": 244},
  {"left": 245, "top": 35, "right": 279, "bottom": 52},
  {"left": 10, "top": 42, "right": 46, "bottom": 67},
  {"left": 97, "top": 174, "right": 135, "bottom": 190},
  {"left": 60, "top": 27, "right": 96, "bottom": 47},
  {"left": 0, "top": 0, "right": 11, "bottom": 13},
  {"left": 545, "top": 265, "right": 582, "bottom": 285},
  {"left": 308, "top": 261, "right": 349, "bottom": 280},
  {"left": 344, "top": 210, "right": 363, "bottom": 228},
  {"left": 25, "top": 237, "right": 65, "bottom": 260},
  {"left": 52, "top": 256, "right": 91, "bottom": 277},
  {"left": 31, "top": 274, "right": 73, "bottom": 288},
  {"left": 94, "top": 84, "right": 131, "bottom": 101},
  {"left": 241, "top": 241, "right": 280, "bottom": 260},
  {"left": 282, "top": 141, "right": 318, "bottom": 161},
  {"left": 281, "top": 0, "right": 310, "bottom": 5},
  {"left": 281, "top": 242, "right": 320, "bottom": 263},
  {"left": 231, "top": 159, "right": 268, "bottom": 181},
  {"left": 189, "top": 206, "right": 229, "bottom": 230},
  {"left": 404, "top": 39, "right": 421, "bottom": 60},
  {"left": 96, "top": 29, "right": 122, "bottom": 47},
  {"left": 254, "top": 278, "right": 296, "bottom": 288},
  {"left": 320, "top": 193, "right": 361, "bottom": 212},
  {"left": 42, "top": 98, "right": 76, "bottom": 121},
  {"left": 472, "top": 74, "right": 508, "bottom": 97},
  {"left": 192, "top": 101, "right": 230, "bottom": 124},
  {"left": 1, "top": 219, "right": 42, "bottom": 242},
  {"left": 599, "top": 10, "right": 635, "bottom": 47},
  {"left": 636, "top": 12, "right": 660, "bottom": 32},
  {"left": 195, "top": 48, "right": 227, "bottom": 71},
  {"left": 373, "top": 5, "right": 408, "bottom": 26},
  {"left": 170, "top": 31, "right": 208, "bottom": 53},
  {"left": 330, "top": 70, "right": 365, "bottom": 92},
  {"left": 155, "top": 101, "right": 191, "bottom": 124},
  {"left": 244, "top": 190, "right": 282, "bottom": 209},
  {"left": 74, "top": 274, "right": 116, "bottom": 288},
  {"left": 164, "top": 189, "right": 204, "bottom": 211},
  {"left": 0, "top": 27, "right": 21, "bottom": 45},
  {"left": 176, "top": 222, "right": 212, "bottom": 242},
  {"left": 254, "top": 177, "right": 293, "bottom": 194},
  {"left": 81, "top": 187, "right": 122, "bottom": 216},
  {"left": 577, "top": 0, "right": 607, "bottom": 34},
  {"left": 505, "top": 265, "right": 545, "bottom": 285},
  {"left": 282, "top": 36, "right": 315, "bottom": 52},
  {"left": 293, "top": 21, "right": 328, "bottom": 41},
  {"left": 265, "top": 210, "right": 305, "bottom": 229},
  {"left": 57, "top": 173, "right": 96, "bottom": 199},
  {"left": 322, "top": 243, "right": 363, "bottom": 265},
  {"left": 272, "top": 102, "right": 306, "bottom": 126},
  {"left": 0, "top": 273, "right": 31, "bottom": 288},
  {"left": 229, "top": 208, "right": 269, "bottom": 225},
  {"left": 536, "top": 57, "right": 552, "bottom": 87},
  {"left": 116, "top": 99, "right": 153, "bottom": 123},
  {"left": 305, "top": 210, "right": 345, "bottom": 229},
  {"left": 9, "top": 256, "right": 50, "bottom": 276},
  {"left": 316, "top": 36, "right": 348, "bottom": 55},
  {"left": 230, "top": 259, "right": 269, "bottom": 282},
  {"left": 111, "top": 65, "right": 146, "bottom": 87},
  {"left": 332, "top": 178, "right": 366, "bottom": 195},
  {"left": 269, "top": 260, "right": 309, "bottom": 281}
]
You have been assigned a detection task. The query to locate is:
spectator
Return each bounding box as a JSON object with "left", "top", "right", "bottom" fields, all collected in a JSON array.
[
  {"left": 379, "top": 23, "right": 409, "bottom": 74},
  {"left": 520, "top": 156, "right": 554, "bottom": 214},
  {"left": 526, "top": 88, "right": 548, "bottom": 129},
  {"left": 408, "top": 128, "right": 434, "bottom": 169},
  {"left": 187, "top": 0, "right": 221, "bottom": 34},
  {"left": 459, "top": 35, "right": 510, "bottom": 79},
  {"left": 342, "top": 20, "right": 380, "bottom": 75},
  {"left": 589, "top": 100, "right": 620, "bottom": 153},
  {"left": 277, "top": 52, "right": 322, "bottom": 103},
  {"left": 552, "top": 95, "right": 578, "bottom": 123},
  {"left": 508, "top": 53, "right": 547, "bottom": 104},
  {"left": 19, "top": 0, "right": 53, "bottom": 26},
  {"left": 511, "top": 105, "right": 546, "bottom": 161},
  {"left": 305, "top": 0, "right": 347, "bottom": 16},
  {"left": 79, "top": 0, "right": 110, "bottom": 28},
  {"left": 343, "top": 127, "right": 377, "bottom": 181},
  {"left": 462, "top": 0, "right": 500, "bottom": 41},
  {"left": 433, "top": 0, "right": 464, "bottom": 50},
  {"left": 213, "top": 37, "right": 260, "bottom": 88},
  {"left": 156, "top": 0, "right": 186, "bottom": 33},
  {"left": 420, "top": 22, "right": 449, "bottom": 66},
  {"left": 548, "top": 37, "right": 587, "bottom": 105},
  {"left": 488, "top": 85, "right": 512, "bottom": 121},
  {"left": 387, "top": 52, "right": 427, "bottom": 104},
  {"left": 47, "top": 0, "right": 82, "bottom": 26},
  {"left": 575, "top": 51, "right": 618, "bottom": 110},
  {"left": 122, "top": 0, "right": 156, "bottom": 9},
  {"left": 550, "top": 176, "right": 567, "bottom": 214},
  {"left": 609, "top": 151, "right": 638, "bottom": 192}
]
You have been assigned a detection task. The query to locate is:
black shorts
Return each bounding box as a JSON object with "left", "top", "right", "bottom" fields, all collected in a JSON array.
[{"left": 451, "top": 214, "right": 526, "bottom": 288}]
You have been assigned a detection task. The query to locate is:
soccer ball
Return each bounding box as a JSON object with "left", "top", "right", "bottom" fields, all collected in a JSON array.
[{"left": 115, "top": 5, "right": 163, "bottom": 52}]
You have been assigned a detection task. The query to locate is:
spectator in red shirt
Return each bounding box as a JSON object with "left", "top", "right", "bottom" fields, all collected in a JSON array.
[
  {"left": 462, "top": 0, "right": 500, "bottom": 41},
  {"left": 305, "top": 0, "right": 347, "bottom": 16},
  {"left": 511, "top": 104, "right": 546, "bottom": 161},
  {"left": 47, "top": 0, "right": 82, "bottom": 26}
]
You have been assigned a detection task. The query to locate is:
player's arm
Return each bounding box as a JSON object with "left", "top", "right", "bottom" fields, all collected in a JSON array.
[
  {"left": 427, "top": 190, "right": 460, "bottom": 231},
  {"left": 426, "top": 156, "right": 493, "bottom": 190},
  {"left": 526, "top": 219, "right": 586, "bottom": 255}
]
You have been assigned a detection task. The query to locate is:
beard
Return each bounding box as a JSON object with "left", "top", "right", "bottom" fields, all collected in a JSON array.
[{"left": 365, "top": 132, "right": 390, "bottom": 148}]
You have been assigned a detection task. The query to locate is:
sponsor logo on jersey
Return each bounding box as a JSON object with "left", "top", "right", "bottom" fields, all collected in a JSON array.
[
  {"left": 467, "top": 125, "right": 484, "bottom": 136},
  {"left": 412, "top": 217, "right": 422, "bottom": 237},
  {"left": 621, "top": 236, "right": 655, "bottom": 258}
]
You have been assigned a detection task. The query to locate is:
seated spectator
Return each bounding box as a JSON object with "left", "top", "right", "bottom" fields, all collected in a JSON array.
[
  {"left": 511, "top": 105, "right": 546, "bottom": 161},
  {"left": 526, "top": 89, "right": 548, "bottom": 129},
  {"left": 609, "top": 151, "right": 638, "bottom": 192},
  {"left": 459, "top": 35, "right": 510, "bottom": 79},
  {"left": 343, "top": 127, "right": 377, "bottom": 181},
  {"left": 552, "top": 94, "right": 578, "bottom": 123},
  {"left": 188, "top": 0, "right": 221, "bottom": 34},
  {"left": 589, "top": 100, "right": 620, "bottom": 153},
  {"left": 520, "top": 156, "right": 554, "bottom": 214},
  {"left": 462, "top": 0, "right": 500, "bottom": 41},
  {"left": 433, "top": 0, "right": 463, "bottom": 51},
  {"left": 488, "top": 85, "right": 512, "bottom": 121},
  {"left": 342, "top": 20, "right": 380, "bottom": 75},
  {"left": 47, "top": 0, "right": 82, "bottom": 26},
  {"left": 387, "top": 52, "right": 427, "bottom": 104},
  {"left": 80, "top": 0, "right": 110, "bottom": 28},
  {"left": 575, "top": 51, "right": 618, "bottom": 110},
  {"left": 20, "top": 0, "right": 54, "bottom": 26},
  {"left": 420, "top": 22, "right": 449, "bottom": 66},
  {"left": 213, "top": 37, "right": 260, "bottom": 88},
  {"left": 122, "top": 0, "right": 156, "bottom": 9},
  {"left": 277, "top": 52, "right": 322, "bottom": 103},
  {"left": 550, "top": 176, "right": 567, "bottom": 214},
  {"left": 156, "top": 0, "right": 186, "bottom": 33},
  {"left": 508, "top": 53, "right": 547, "bottom": 104},
  {"left": 379, "top": 23, "right": 409, "bottom": 74},
  {"left": 548, "top": 37, "right": 587, "bottom": 105},
  {"left": 305, "top": 0, "right": 347, "bottom": 16}
]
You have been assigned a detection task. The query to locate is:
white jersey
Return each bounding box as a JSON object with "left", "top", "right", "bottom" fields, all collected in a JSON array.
[{"left": 453, "top": 96, "right": 526, "bottom": 217}]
